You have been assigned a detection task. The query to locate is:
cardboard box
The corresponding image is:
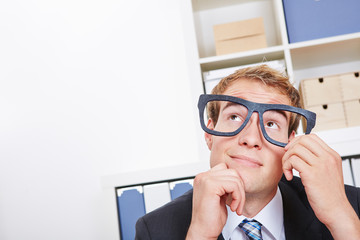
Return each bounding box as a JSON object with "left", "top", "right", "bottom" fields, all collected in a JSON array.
[
  {"left": 307, "top": 103, "right": 347, "bottom": 132},
  {"left": 213, "top": 17, "right": 267, "bottom": 56},
  {"left": 344, "top": 99, "right": 360, "bottom": 127},
  {"left": 300, "top": 76, "right": 342, "bottom": 108},
  {"left": 340, "top": 72, "right": 360, "bottom": 101}
]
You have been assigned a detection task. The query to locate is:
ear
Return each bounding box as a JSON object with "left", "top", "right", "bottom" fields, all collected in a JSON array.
[
  {"left": 288, "top": 130, "right": 296, "bottom": 142},
  {"left": 204, "top": 119, "right": 215, "bottom": 150}
]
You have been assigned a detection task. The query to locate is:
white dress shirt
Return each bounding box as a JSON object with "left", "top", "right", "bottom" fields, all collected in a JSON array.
[{"left": 222, "top": 187, "right": 285, "bottom": 240}]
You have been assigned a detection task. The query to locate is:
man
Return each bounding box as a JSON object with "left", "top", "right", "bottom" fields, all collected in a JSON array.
[{"left": 135, "top": 65, "right": 360, "bottom": 239}]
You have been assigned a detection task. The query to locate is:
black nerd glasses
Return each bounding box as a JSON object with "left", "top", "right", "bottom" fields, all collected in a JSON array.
[{"left": 198, "top": 94, "right": 316, "bottom": 147}]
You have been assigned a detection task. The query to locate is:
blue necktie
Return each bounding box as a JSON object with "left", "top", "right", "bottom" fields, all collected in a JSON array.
[{"left": 238, "top": 218, "right": 263, "bottom": 240}]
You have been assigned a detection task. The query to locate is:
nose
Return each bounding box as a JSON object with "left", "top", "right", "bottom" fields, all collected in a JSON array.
[{"left": 237, "top": 112, "right": 263, "bottom": 149}]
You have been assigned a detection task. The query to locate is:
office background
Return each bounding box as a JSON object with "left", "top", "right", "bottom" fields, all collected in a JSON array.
[
  {"left": 1, "top": 0, "right": 360, "bottom": 240},
  {"left": 0, "top": 0, "right": 206, "bottom": 239}
]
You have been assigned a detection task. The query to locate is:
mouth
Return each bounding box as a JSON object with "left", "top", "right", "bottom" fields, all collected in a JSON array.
[{"left": 230, "top": 155, "right": 263, "bottom": 168}]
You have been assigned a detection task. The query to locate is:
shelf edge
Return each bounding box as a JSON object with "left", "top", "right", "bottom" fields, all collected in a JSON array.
[
  {"left": 289, "top": 32, "right": 360, "bottom": 50},
  {"left": 199, "top": 45, "right": 285, "bottom": 65}
]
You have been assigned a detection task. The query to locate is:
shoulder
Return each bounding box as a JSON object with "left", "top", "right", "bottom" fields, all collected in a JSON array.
[
  {"left": 278, "top": 175, "right": 307, "bottom": 200},
  {"left": 278, "top": 176, "right": 360, "bottom": 239},
  {"left": 344, "top": 184, "right": 360, "bottom": 215},
  {"left": 278, "top": 176, "right": 312, "bottom": 210},
  {"left": 279, "top": 176, "right": 360, "bottom": 214},
  {"left": 279, "top": 175, "right": 360, "bottom": 199},
  {"left": 135, "top": 189, "right": 193, "bottom": 240}
]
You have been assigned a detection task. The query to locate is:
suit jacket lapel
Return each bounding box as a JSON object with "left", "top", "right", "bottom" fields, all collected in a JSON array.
[{"left": 279, "top": 177, "right": 325, "bottom": 240}]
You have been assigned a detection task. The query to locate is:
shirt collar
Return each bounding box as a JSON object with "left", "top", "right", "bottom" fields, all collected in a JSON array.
[{"left": 222, "top": 187, "right": 284, "bottom": 240}]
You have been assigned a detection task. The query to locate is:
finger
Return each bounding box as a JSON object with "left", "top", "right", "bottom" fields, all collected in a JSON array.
[
  {"left": 284, "top": 134, "right": 302, "bottom": 150},
  {"left": 298, "top": 135, "right": 330, "bottom": 158},
  {"left": 283, "top": 143, "right": 317, "bottom": 166},
  {"left": 203, "top": 172, "right": 243, "bottom": 197},
  {"left": 200, "top": 165, "right": 246, "bottom": 214},
  {"left": 283, "top": 154, "right": 311, "bottom": 180},
  {"left": 219, "top": 170, "right": 245, "bottom": 214},
  {"left": 285, "top": 135, "right": 325, "bottom": 162},
  {"left": 209, "top": 169, "right": 242, "bottom": 181},
  {"left": 211, "top": 163, "right": 228, "bottom": 171},
  {"left": 221, "top": 176, "right": 244, "bottom": 211},
  {"left": 285, "top": 134, "right": 320, "bottom": 152},
  {"left": 307, "top": 134, "right": 341, "bottom": 159},
  {"left": 283, "top": 165, "right": 293, "bottom": 181},
  {"left": 208, "top": 173, "right": 244, "bottom": 214},
  {"left": 236, "top": 179, "right": 245, "bottom": 215},
  {"left": 286, "top": 134, "right": 334, "bottom": 160},
  {"left": 218, "top": 178, "right": 243, "bottom": 212},
  {"left": 227, "top": 180, "right": 245, "bottom": 215}
]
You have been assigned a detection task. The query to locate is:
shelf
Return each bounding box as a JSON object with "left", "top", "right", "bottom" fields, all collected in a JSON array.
[
  {"left": 192, "top": 0, "right": 255, "bottom": 11},
  {"left": 192, "top": 0, "right": 282, "bottom": 59},
  {"left": 291, "top": 36, "right": 360, "bottom": 85},
  {"left": 315, "top": 126, "right": 360, "bottom": 157},
  {"left": 199, "top": 45, "right": 285, "bottom": 71},
  {"left": 191, "top": 0, "right": 360, "bottom": 77},
  {"left": 101, "top": 161, "right": 209, "bottom": 188},
  {"left": 288, "top": 32, "right": 360, "bottom": 50}
]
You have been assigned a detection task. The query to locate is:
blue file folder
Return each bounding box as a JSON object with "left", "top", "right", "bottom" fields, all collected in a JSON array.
[
  {"left": 170, "top": 180, "right": 193, "bottom": 200},
  {"left": 117, "top": 187, "right": 146, "bottom": 240},
  {"left": 282, "top": 0, "right": 360, "bottom": 43}
]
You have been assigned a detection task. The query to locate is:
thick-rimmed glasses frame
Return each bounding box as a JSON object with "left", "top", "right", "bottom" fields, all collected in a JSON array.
[{"left": 198, "top": 94, "right": 316, "bottom": 147}]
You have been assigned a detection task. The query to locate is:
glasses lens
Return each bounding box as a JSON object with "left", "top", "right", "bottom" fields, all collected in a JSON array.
[
  {"left": 263, "top": 110, "right": 307, "bottom": 143},
  {"left": 203, "top": 100, "right": 249, "bottom": 133}
]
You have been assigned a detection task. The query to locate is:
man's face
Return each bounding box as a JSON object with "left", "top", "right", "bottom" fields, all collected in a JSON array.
[{"left": 205, "top": 78, "right": 295, "bottom": 197}]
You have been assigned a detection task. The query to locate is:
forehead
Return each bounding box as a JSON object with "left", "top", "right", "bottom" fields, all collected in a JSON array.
[{"left": 222, "top": 78, "right": 291, "bottom": 106}]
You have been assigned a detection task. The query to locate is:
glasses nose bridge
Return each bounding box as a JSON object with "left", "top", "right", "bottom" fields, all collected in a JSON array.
[
  {"left": 243, "top": 109, "right": 263, "bottom": 131},
  {"left": 241, "top": 108, "right": 267, "bottom": 140},
  {"left": 246, "top": 108, "right": 263, "bottom": 123},
  {"left": 235, "top": 108, "right": 264, "bottom": 148}
]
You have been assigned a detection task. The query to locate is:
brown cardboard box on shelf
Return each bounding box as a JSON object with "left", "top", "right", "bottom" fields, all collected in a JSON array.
[
  {"left": 299, "top": 75, "right": 342, "bottom": 108},
  {"left": 307, "top": 102, "right": 347, "bottom": 132},
  {"left": 340, "top": 72, "right": 360, "bottom": 101},
  {"left": 344, "top": 99, "right": 360, "bottom": 127},
  {"left": 213, "top": 17, "right": 267, "bottom": 56}
]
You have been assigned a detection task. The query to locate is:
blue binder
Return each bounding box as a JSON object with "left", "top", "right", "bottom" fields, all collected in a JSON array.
[
  {"left": 170, "top": 180, "right": 193, "bottom": 200},
  {"left": 282, "top": 0, "right": 360, "bottom": 43},
  {"left": 117, "top": 187, "right": 146, "bottom": 240}
]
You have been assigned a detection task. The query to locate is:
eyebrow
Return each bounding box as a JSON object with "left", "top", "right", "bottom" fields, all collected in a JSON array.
[
  {"left": 266, "top": 109, "right": 290, "bottom": 121},
  {"left": 221, "top": 100, "right": 291, "bottom": 120},
  {"left": 221, "top": 101, "right": 241, "bottom": 112}
]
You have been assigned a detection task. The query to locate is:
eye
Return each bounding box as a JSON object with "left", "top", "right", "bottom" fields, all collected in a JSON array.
[
  {"left": 266, "top": 121, "right": 279, "bottom": 129},
  {"left": 230, "top": 115, "right": 241, "bottom": 121}
]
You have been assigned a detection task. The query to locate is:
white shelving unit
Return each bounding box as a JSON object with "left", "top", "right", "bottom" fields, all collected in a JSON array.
[{"left": 181, "top": 0, "right": 360, "bottom": 157}]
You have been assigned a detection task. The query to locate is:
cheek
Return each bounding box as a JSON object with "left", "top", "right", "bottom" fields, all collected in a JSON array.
[
  {"left": 209, "top": 145, "right": 223, "bottom": 167},
  {"left": 209, "top": 138, "right": 229, "bottom": 167},
  {"left": 262, "top": 143, "right": 286, "bottom": 168},
  {"left": 275, "top": 148, "right": 286, "bottom": 162},
  {"left": 270, "top": 149, "right": 286, "bottom": 172}
]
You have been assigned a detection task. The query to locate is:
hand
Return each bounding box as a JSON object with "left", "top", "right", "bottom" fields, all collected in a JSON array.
[
  {"left": 186, "top": 163, "right": 245, "bottom": 240},
  {"left": 282, "top": 134, "right": 360, "bottom": 239}
]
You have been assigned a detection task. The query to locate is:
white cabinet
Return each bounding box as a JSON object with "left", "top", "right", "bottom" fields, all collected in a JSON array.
[
  {"left": 180, "top": 0, "right": 360, "bottom": 157},
  {"left": 187, "top": 0, "right": 360, "bottom": 83}
]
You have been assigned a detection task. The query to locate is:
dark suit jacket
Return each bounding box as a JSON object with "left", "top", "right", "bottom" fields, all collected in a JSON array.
[{"left": 135, "top": 176, "right": 360, "bottom": 240}]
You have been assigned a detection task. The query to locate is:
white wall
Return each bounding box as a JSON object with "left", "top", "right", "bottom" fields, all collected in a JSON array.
[{"left": 0, "top": 0, "right": 205, "bottom": 239}]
